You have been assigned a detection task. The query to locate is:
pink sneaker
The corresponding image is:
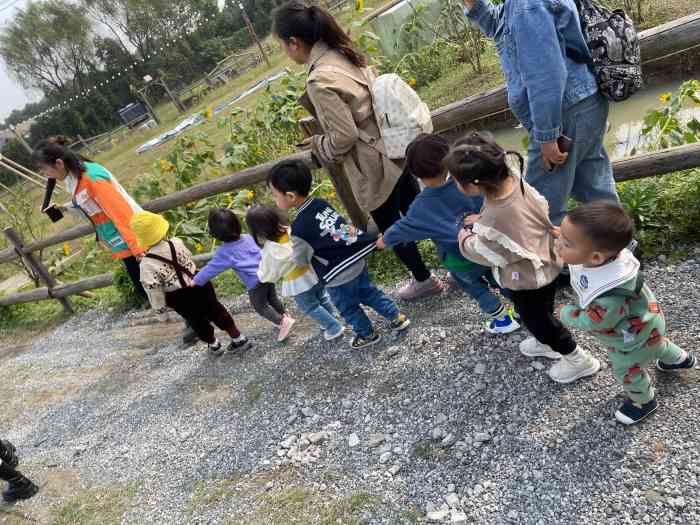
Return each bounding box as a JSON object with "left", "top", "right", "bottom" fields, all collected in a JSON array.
[
  {"left": 277, "top": 315, "right": 296, "bottom": 342},
  {"left": 398, "top": 275, "right": 443, "bottom": 301}
]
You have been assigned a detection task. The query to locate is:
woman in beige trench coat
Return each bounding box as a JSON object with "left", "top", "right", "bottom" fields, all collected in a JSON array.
[{"left": 272, "top": 1, "right": 442, "bottom": 301}]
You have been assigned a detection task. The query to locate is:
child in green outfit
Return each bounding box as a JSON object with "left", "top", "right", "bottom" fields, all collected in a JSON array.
[{"left": 555, "top": 201, "right": 695, "bottom": 425}]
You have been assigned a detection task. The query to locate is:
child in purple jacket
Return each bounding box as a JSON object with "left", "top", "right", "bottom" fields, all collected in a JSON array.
[{"left": 193, "top": 208, "right": 296, "bottom": 342}]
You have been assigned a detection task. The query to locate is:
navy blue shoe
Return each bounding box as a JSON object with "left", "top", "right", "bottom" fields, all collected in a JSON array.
[
  {"left": 657, "top": 351, "right": 696, "bottom": 372},
  {"left": 615, "top": 398, "right": 658, "bottom": 425}
]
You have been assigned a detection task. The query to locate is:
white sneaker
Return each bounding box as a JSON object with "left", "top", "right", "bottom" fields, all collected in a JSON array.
[
  {"left": 277, "top": 315, "right": 296, "bottom": 342},
  {"left": 548, "top": 346, "right": 601, "bottom": 384},
  {"left": 519, "top": 337, "right": 562, "bottom": 360}
]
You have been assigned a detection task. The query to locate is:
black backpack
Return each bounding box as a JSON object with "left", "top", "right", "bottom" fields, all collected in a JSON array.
[{"left": 567, "top": 0, "right": 643, "bottom": 102}]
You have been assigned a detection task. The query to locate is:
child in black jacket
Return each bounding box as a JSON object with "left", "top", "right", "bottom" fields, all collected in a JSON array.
[{"left": 268, "top": 160, "right": 410, "bottom": 349}]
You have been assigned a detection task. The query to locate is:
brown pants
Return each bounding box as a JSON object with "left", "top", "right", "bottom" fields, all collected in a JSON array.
[{"left": 166, "top": 283, "right": 240, "bottom": 344}]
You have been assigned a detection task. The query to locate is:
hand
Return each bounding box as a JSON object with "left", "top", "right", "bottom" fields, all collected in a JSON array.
[
  {"left": 550, "top": 226, "right": 561, "bottom": 238},
  {"left": 463, "top": 0, "right": 476, "bottom": 9},
  {"left": 296, "top": 137, "right": 313, "bottom": 150},
  {"left": 541, "top": 141, "right": 568, "bottom": 172},
  {"left": 464, "top": 214, "right": 480, "bottom": 226},
  {"left": 376, "top": 236, "right": 386, "bottom": 250}
]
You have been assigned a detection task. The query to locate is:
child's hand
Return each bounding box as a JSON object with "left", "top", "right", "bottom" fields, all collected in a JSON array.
[
  {"left": 464, "top": 214, "right": 480, "bottom": 226},
  {"left": 550, "top": 226, "right": 561, "bottom": 238},
  {"left": 376, "top": 236, "right": 386, "bottom": 250}
]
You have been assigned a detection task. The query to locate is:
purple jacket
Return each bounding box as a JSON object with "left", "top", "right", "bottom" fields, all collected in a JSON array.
[{"left": 193, "top": 234, "right": 261, "bottom": 290}]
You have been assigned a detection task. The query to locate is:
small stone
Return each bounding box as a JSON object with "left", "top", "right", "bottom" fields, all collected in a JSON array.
[
  {"left": 441, "top": 434, "right": 456, "bottom": 448},
  {"left": 432, "top": 427, "right": 444, "bottom": 440},
  {"left": 308, "top": 432, "right": 326, "bottom": 445},
  {"left": 348, "top": 434, "right": 360, "bottom": 448},
  {"left": 474, "top": 363, "right": 486, "bottom": 375},
  {"left": 378, "top": 444, "right": 392, "bottom": 455},
  {"left": 286, "top": 414, "right": 298, "bottom": 425},
  {"left": 427, "top": 510, "right": 450, "bottom": 522},
  {"left": 533, "top": 470, "right": 544, "bottom": 481},
  {"left": 393, "top": 446, "right": 402, "bottom": 455},
  {"left": 531, "top": 361, "right": 546, "bottom": 371},
  {"left": 297, "top": 438, "right": 310, "bottom": 451},
  {"left": 451, "top": 510, "right": 468, "bottom": 525},
  {"left": 474, "top": 432, "right": 491, "bottom": 443},
  {"left": 280, "top": 436, "right": 297, "bottom": 449},
  {"left": 389, "top": 464, "right": 401, "bottom": 476},
  {"left": 447, "top": 483, "right": 456, "bottom": 493},
  {"left": 385, "top": 346, "right": 400, "bottom": 359},
  {"left": 507, "top": 510, "right": 519, "bottom": 520},
  {"left": 436, "top": 413, "right": 448, "bottom": 425},
  {"left": 445, "top": 493, "right": 460, "bottom": 508},
  {"left": 265, "top": 481, "right": 274, "bottom": 491},
  {"left": 301, "top": 407, "right": 313, "bottom": 417},
  {"left": 342, "top": 399, "right": 353, "bottom": 409},
  {"left": 379, "top": 452, "right": 392, "bottom": 464},
  {"left": 276, "top": 449, "right": 286, "bottom": 457},
  {"left": 368, "top": 434, "right": 386, "bottom": 448},
  {"left": 670, "top": 496, "right": 686, "bottom": 509}
]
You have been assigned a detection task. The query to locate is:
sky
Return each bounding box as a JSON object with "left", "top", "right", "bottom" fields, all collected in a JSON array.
[{"left": 0, "top": 0, "right": 34, "bottom": 122}]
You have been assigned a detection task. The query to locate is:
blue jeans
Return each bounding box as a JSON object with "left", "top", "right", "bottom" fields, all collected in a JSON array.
[
  {"left": 327, "top": 267, "right": 399, "bottom": 337},
  {"left": 525, "top": 93, "right": 619, "bottom": 226},
  {"left": 294, "top": 282, "right": 342, "bottom": 334},
  {"left": 450, "top": 266, "right": 502, "bottom": 315}
]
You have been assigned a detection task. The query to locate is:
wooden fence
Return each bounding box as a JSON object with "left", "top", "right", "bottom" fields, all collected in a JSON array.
[{"left": 1, "top": 13, "right": 700, "bottom": 310}]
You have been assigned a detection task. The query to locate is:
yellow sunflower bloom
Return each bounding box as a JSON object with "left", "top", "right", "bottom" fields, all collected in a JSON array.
[
  {"left": 195, "top": 243, "right": 205, "bottom": 253},
  {"left": 63, "top": 242, "right": 71, "bottom": 256},
  {"left": 659, "top": 93, "right": 672, "bottom": 104},
  {"left": 408, "top": 78, "right": 417, "bottom": 88}
]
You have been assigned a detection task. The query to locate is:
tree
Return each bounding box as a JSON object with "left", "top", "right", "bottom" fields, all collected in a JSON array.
[
  {"left": 0, "top": 139, "right": 35, "bottom": 188},
  {"left": 0, "top": 0, "right": 96, "bottom": 94}
]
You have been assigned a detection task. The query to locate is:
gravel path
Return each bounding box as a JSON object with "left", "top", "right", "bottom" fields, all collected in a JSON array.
[{"left": 1, "top": 256, "right": 699, "bottom": 525}]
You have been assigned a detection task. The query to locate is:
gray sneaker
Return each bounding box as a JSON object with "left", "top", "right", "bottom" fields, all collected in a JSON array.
[{"left": 398, "top": 275, "right": 443, "bottom": 301}]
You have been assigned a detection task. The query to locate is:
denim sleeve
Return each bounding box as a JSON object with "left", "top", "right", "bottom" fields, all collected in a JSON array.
[
  {"left": 512, "top": 4, "right": 567, "bottom": 143},
  {"left": 193, "top": 249, "right": 228, "bottom": 286},
  {"left": 464, "top": 0, "right": 503, "bottom": 38}
]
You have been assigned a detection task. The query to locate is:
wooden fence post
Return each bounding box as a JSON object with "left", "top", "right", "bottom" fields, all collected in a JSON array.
[
  {"left": 299, "top": 117, "right": 368, "bottom": 229},
  {"left": 3, "top": 227, "right": 73, "bottom": 314}
]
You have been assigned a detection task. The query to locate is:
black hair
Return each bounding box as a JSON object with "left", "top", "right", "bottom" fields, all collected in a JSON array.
[
  {"left": 445, "top": 131, "right": 524, "bottom": 194},
  {"left": 267, "top": 159, "right": 313, "bottom": 197},
  {"left": 32, "top": 135, "right": 92, "bottom": 176},
  {"left": 567, "top": 201, "right": 634, "bottom": 254},
  {"left": 273, "top": 1, "right": 367, "bottom": 68},
  {"left": 208, "top": 208, "right": 242, "bottom": 242},
  {"left": 246, "top": 206, "right": 289, "bottom": 247}
]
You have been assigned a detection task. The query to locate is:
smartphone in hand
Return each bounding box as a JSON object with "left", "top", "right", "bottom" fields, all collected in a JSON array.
[
  {"left": 557, "top": 135, "right": 573, "bottom": 154},
  {"left": 43, "top": 204, "right": 64, "bottom": 223}
]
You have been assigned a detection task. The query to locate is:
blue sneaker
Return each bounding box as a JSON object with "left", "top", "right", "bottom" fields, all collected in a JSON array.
[
  {"left": 485, "top": 308, "right": 520, "bottom": 335},
  {"left": 615, "top": 398, "right": 658, "bottom": 425},
  {"left": 656, "top": 351, "right": 696, "bottom": 371}
]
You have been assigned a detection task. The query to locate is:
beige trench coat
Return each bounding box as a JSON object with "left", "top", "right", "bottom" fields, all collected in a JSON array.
[{"left": 299, "top": 42, "right": 402, "bottom": 213}]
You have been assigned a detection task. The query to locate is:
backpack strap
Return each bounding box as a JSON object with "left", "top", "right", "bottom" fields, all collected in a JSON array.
[
  {"left": 309, "top": 64, "right": 387, "bottom": 156},
  {"left": 144, "top": 240, "right": 194, "bottom": 289}
]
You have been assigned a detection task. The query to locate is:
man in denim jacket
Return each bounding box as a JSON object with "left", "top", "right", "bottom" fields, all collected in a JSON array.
[{"left": 464, "top": 0, "right": 619, "bottom": 225}]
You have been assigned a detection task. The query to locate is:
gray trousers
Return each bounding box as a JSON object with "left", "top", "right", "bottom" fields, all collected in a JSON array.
[{"left": 248, "top": 282, "right": 285, "bottom": 325}]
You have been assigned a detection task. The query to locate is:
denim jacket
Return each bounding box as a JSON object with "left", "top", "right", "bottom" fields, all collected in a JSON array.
[{"left": 465, "top": 0, "right": 599, "bottom": 143}]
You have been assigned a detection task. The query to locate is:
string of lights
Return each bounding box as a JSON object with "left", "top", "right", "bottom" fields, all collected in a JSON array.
[{"left": 13, "top": 8, "right": 234, "bottom": 127}]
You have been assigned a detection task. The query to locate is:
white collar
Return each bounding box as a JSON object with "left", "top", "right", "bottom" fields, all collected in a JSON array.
[{"left": 568, "top": 249, "right": 640, "bottom": 308}]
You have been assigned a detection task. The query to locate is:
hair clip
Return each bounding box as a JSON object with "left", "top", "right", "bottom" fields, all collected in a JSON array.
[{"left": 473, "top": 179, "right": 479, "bottom": 184}]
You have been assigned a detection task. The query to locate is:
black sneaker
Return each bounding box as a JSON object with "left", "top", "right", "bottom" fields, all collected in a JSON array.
[
  {"left": 0, "top": 439, "right": 19, "bottom": 469},
  {"left": 207, "top": 340, "right": 224, "bottom": 356},
  {"left": 351, "top": 331, "right": 382, "bottom": 349},
  {"left": 182, "top": 324, "right": 198, "bottom": 347},
  {"left": 389, "top": 314, "right": 411, "bottom": 332},
  {"left": 615, "top": 398, "right": 658, "bottom": 425},
  {"left": 226, "top": 337, "right": 251, "bottom": 354},
  {"left": 2, "top": 474, "right": 39, "bottom": 503},
  {"left": 657, "top": 351, "right": 696, "bottom": 372}
]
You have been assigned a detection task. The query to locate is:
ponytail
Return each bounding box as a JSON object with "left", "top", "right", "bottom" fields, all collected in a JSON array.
[
  {"left": 446, "top": 132, "right": 524, "bottom": 193},
  {"left": 273, "top": 1, "right": 367, "bottom": 68},
  {"left": 32, "top": 135, "right": 92, "bottom": 176}
]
